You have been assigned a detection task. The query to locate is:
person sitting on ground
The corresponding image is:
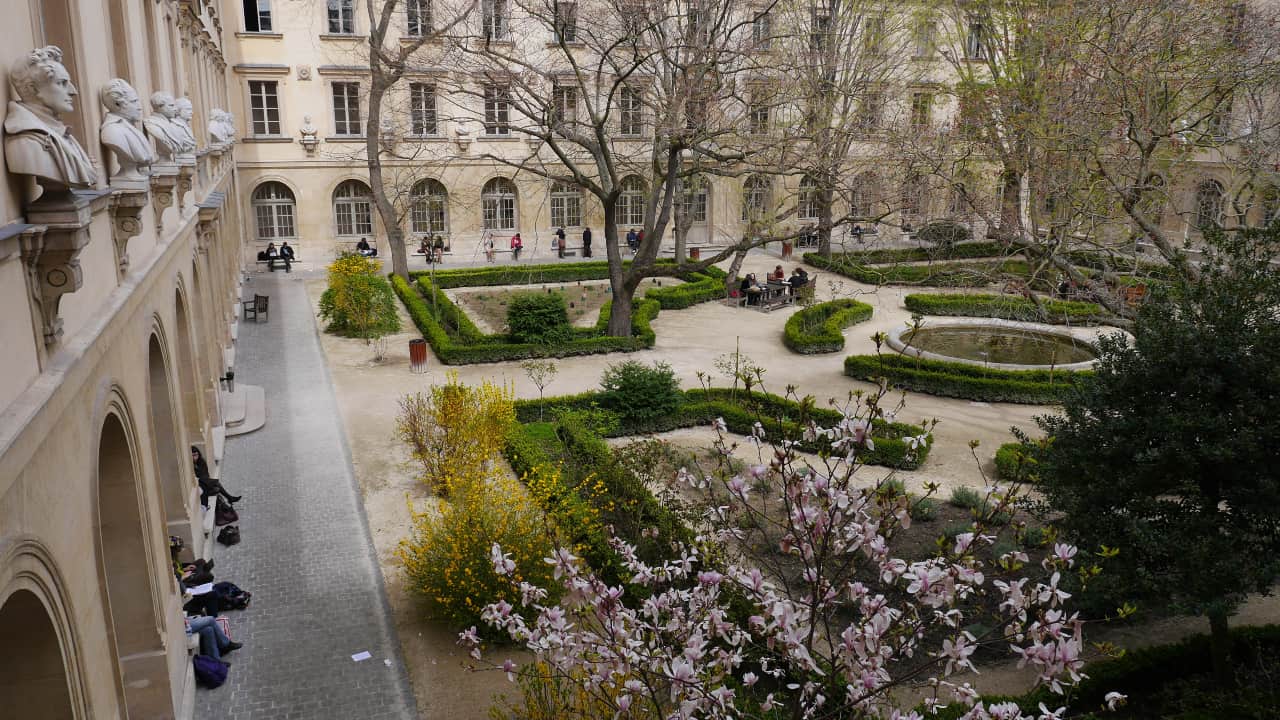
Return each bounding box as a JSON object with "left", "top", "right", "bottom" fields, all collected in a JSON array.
[
  {"left": 787, "top": 267, "right": 809, "bottom": 293},
  {"left": 769, "top": 264, "right": 786, "bottom": 282},
  {"left": 186, "top": 614, "right": 243, "bottom": 663},
  {"left": 739, "top": 273, "right": 764, "bottom": 306},
  {"left": 356, "top": 238, "right": 378, "bottom": 257},
  {"left": 278, "top": 241, "right": 295, "bottom": 273},
  {"left": 192, "top": 446, "right": 241, "bottom": 508}
]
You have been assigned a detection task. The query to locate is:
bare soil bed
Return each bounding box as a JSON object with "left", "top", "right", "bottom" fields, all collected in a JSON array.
[{"left": 450, "top": 277, "right": 677, "bottom": 332}]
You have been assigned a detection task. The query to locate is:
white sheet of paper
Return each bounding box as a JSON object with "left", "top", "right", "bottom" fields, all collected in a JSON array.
[
  {"left": 351, "top": 651, "right": 372, "bottom": 662},
  {"left": 188, "top": 583, "right": 214, "bottom": 595}
]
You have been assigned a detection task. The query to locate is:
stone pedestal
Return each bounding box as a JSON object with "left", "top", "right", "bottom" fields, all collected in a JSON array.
[
  {"left": 176, "top": 156, "right": 196, "bottom": 210},
  {"left": 109, "top": 189, "right": 149, "bottom": 277},
  {"left": 150, "top": 164, "right": 179, "bottom": 230},
  {"left": 21, "top": 188, "right": 112, "bottom": 347}
]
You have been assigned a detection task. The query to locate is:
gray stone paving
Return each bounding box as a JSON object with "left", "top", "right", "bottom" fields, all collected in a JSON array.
[{"left": 196, "top": 274, "right": 416, "bottom": 720}]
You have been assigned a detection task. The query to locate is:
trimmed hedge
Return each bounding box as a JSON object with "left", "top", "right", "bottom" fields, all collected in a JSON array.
[
  {"left": 410, "top": 260, "right": 620, "bottom": 288},
  {"left": 514, "top": 387, "right": 934, "bottom": 470},
  {"left": 806, "top": 253, "right": 1032, "bottom": 287},
  {"left": 994, "top": 441, "right": 1034, "bottom": 482},
  {"left": 833, "top": 241, "right": 1007, "bottom": 266},
  {"left": 784, "top": 298, "right": 874, "bottom": 354},
  {"left": 903, "top": 293, "right": 1109, "bottom": 325},
  {"left": 844, "top": 354, "right": 1089, "bottom": 404}
]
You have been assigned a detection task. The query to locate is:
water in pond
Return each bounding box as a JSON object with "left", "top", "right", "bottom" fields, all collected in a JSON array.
[{"left": 905, "top": 326, "right": 1096, "bottom": 365}]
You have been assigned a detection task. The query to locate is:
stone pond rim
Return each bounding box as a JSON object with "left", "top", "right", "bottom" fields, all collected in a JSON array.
[{"left": 885, "top": 317, "right": 1104, "bottom": 372}]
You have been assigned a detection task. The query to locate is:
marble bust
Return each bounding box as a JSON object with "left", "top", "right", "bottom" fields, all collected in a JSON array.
[
  {"left": 3, "top": 45, "right": 97, "bottom": 190},
  {"left": 98, "top": 78, "right": 153, "bottom": 186},
  {"left": 172, "top": 97, "right": 199, "bottom": 151},
  {"left": 209, "top": 109, "right": 235, "bottom": 146},
  {"left": 300, "top": 114, "right": 318, "bottom": 140},
  {"left": 144, "top": 92, "right": 184, "bottom": 160}
]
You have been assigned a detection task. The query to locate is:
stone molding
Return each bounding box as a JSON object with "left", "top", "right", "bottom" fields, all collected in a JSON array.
[
  {"left": 108, "top": 189, "right": 149, "bottom": 277},
  {"left": 20, "top": 188, "right": 111, "bottom": 348},
  {"left": 150, "top": 165, "right": 180, "bottom": 230}
]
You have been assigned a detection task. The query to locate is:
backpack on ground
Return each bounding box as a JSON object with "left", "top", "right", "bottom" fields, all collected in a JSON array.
[
  {"left": 193, "top": 655, "right": 229, "bottom": 688},
  {"left": 217, "top": 525, "right": 240, "bottom": 546},
  {"left": 212, "top": 581, "right": 252, "bottom": 610},
  {"left": 214, "top": 497, "right": 238, "bottom": 526}
]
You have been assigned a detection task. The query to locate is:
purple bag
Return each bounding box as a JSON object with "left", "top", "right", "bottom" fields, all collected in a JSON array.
[{"left": 193, "top": 655, "right": 229, "bottom": 688}]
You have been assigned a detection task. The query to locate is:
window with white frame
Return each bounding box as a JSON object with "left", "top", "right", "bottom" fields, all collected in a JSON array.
[
  {"left": 552, "top": 85, "right": 577, "bottom": 125},
  {"left": 484, "top": 84, "right": 510, "bottom": 135},
  {"left": 913, "top": 19, "right": 935, "bottom": 57},
  {"left": 901, "top": 174, "right": 926, "bottom": 217},
  {"left": 482, "top": 0, "right": 509, "bottom": 40},
  {"left": 327, "top": 0, "right": 355, "bottom": 34},
  {"left": 752, "top": 12, "right": 771, "bottom": 49},
  {"left": 798, "top": 175, "right": 819, "bottom": 220},
  {"left": 332, "top": 82, "right": 362, "bottom": 136},
  {"left": 410, "top": 83, "right": 438, "bottom": 135},
  {"left": 406, "top": 0, "right": 431, "bottom": 36},
  {"left": 333, "top": 180, "right": 373, "bottom": 236},
  {"left": 618, "top": 175, "right": 646, "bottom": 226},
  {"left": 850, "top": 173, "right": 878, "bottom": 218},
  {"left": 742, "top": 175, "right": 771, "bottom": 222},
  {"left": 810, "top": 10, "right": 832, "bottom": 52},
  {"left": 685, "top": 98, "right": 707, "bottom": 131},
  {"left": 949, "top": 183, "right": 968, "bottom": 215},
  {"left": 1195, "top": 179, "right": 1225, "bottom": 230},
  {"left": 678, "top": 176, "right": 708, "bottom": 223},
  {"left": 252, "top": 181, "right": 296, "bottom": 239},
  {"left": 554, "top": 1, "right": 577, "bottom": 42},
  {"left": 620, "top": 86, "right": 643, "bottom": 135},
  {"left": 621, "top": 2, "right": 648, "bottom": 36},
  {"left": 410, "top": 179, "right": 448, "bottom": 235},
  {"left": 965, "top": 17, "right": 986, "bottom": 59},
  {"left": 248, "top": 80, "right": 281, "bottom": 135},
  {"left": 243, "top": 0, "right": 272, "bottom": 32},
  {"left": 482, "top": 177, "right": 517, "bottom": 230},
  {"left": 862, "top": 15, "right": 885, "bottom": 56},
  {"left": 910, "top": 92, "right": 933, "bottom": 130},
  {"left": 748, "top": 88, "right": 770, "bottom": 135},
  {"left": 550, "top": 181, "right": 581, "bottom": 227},
  {"left": 858, "top": 91, "right": 882, "bottom": 132}
]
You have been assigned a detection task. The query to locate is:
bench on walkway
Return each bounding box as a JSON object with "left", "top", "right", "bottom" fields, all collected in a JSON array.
[
  {"left": 254, "top": 256, "right": 298, "bottom": 272},
  {"left": 242, "top": 294, "right": 269, "bottom": 322}
]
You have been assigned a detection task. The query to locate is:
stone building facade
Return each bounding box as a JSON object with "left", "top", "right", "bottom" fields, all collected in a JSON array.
[{"left": 0, "top": 1, "right": 243, "bottom": 717}]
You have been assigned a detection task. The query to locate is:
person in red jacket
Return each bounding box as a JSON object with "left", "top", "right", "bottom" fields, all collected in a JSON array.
[{"left": 510, "top": 232, "right": 523, "bottom": 261}]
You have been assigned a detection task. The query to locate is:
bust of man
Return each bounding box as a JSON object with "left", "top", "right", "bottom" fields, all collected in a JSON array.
[
  {"left": 3, "top": 45, "right": 97, "bottom": 190},
  {"left": 209, "top": 109, "right": 235, "bottom": 145},
  {"left": 144, "top": 92, "right": 187, "bottom": 159},
  {"left": 99, "top": 78, "right": 153, "bottom": 184},
  {"left": 172, "top": 97, "right": 198, "bottom": 150}
]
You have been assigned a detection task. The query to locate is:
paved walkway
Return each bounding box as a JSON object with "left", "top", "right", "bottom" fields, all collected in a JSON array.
[{"left": 196, "top": 274, "right": 416, "bottom": 720}]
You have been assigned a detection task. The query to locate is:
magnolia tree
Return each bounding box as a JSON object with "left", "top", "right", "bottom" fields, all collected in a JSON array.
[{"left": 461, "top": 385, "right": 1117, "bottom": 719}]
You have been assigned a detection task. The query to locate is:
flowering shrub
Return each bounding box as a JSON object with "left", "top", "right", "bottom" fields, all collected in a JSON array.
[
  {"left": 398, "top": 473, "right": 556, "bottom": 632},
  {"left": 463, "top": 384, "right": 1109, "bottom": 719},
  {"left": 319, "top": 254, "right": 401, "bottom": 340},
  {"left": 397, "top": 374, "right": 515, "bottom": 495}
]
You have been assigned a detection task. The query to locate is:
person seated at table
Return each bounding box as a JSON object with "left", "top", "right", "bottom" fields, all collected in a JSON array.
[
  {"left": 739, "top": 273, "right": 764, "bottom": 306},
  {"left": 769, "top": 264, "right": 786, "bottom": 282},
  {"left": 356, "top": 238, "right": 378, "bottom": 257},
  {"left": 787, "top": 267, "right": 809, "bottom": 293}
]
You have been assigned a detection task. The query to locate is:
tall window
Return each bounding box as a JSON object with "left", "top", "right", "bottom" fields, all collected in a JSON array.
[
  {"left": 618, "top": 175, "right": 646, "bottom": 226},
  {"left": 410, "top": 83, "right": 437, "bottom": 135},
  {"left": 333, "top": 180, "right": 373, "bottom": 236},
  {"left": 482, "top": 178, "right": 518, "bottom": 230},
  {"left": 748, "top": 89, "right": 769, "bottom": 135},
  {"left": 410, "top": 179, "right": 448, "bottom": 235},
  {"left": 685, "top": 98, "right": 707, "bottom": 131},
  {"left": 621, "top": 2, "right": 648, "bottom": 37},
  {"left": 554, "top": 1, "right": 577, "bottom": 42},
  {"left": 798, "top": 175, "right": 819, "bottom": 220},
  {"left": 1195, "top": 179, "right": 1225, "bottom": 230},
  {"left": 484, "top": 84, "right": 510, "bottom": 135},
  {"left": 810, "top": 11, "right": 832, "bottom": 52},
  {"left": 901, "top": 174, "right": 926, "bottom": 217},
  {"left": 742, "top": 176, "right": 771, "bottom": 222},
  {"left": 550, "top": 181, "right": 582, "bottom": 227},
  {"left": 948, "top": 183, "right": 968, "bottom": 215},
  {"left": 482, "top": 0, "right": 509, "bottom": 40},
  {"left": 862, "top": 15, "right": 885, "bottom": 56},
  {"left": 243, "top": 0, "right": 272, "bottom": 32},
  {"left": 327, "top": 0, "right": 355, "bottom": 34},
  {"left": 552, "top": 86, "right": 577, "bottom": 125},
  {"left": 910, "top": 92, "right": 933, "bottom": 130},
  {"left": 913, "top": 19, "right": 935, "bottom": 57},
  {"left": 406, "top": 0, "right": 431, "bottom": 36},
  {"left": 965, "top": 18, "right": 986, "bottom": 59},
  {"left": 620, "top": 86, "right": 643, "bottom": 135},
  {"left": 850, "top": 174, "right": 878, "bottom": 218},
  {"left": 248, "top": 80, "right": 281, "bottom": 135},
  {"left": 252, "top": 182, "right": 295, "bottom": 239},
  {"left": 752, "top": 12, "right": 771, "bottom": 49},
  {"left": 332, "top": 82, "right": 362, "bottom": 136},
  {"left": 678, "top": 176, "right": 708, "bottom": 223},
  {"left": 858, "top": 92, "right": 883, "bottom": 132}
]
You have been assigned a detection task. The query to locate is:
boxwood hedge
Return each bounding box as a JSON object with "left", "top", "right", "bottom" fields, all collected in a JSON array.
[
  {"left": 844, "top": 354, "right": 1088, "bottom": 404},
  {"left": 783, "top": 298, "right": 874, "bottom": 354},
  {"left": 805, "top": 253, "right": 1031, "bottom": 287},
  {"left": 829, "top": 242, "right": 1007, "bottom": 266},
  {"left": 903, "top": 293, "right": 1109, "bottom": 325}
]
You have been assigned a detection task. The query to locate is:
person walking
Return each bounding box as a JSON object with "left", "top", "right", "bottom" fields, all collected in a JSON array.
[
  {"left": 582, "top": 226, "right": 593, "bottom": 258},
  {"left": 510, "top": 232, "right": 523, "bottom": 261}
]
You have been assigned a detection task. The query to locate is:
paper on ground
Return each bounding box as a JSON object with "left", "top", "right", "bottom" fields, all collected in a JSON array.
[{"left": 351, "top": 651, "right": 372, "bottom": 662}]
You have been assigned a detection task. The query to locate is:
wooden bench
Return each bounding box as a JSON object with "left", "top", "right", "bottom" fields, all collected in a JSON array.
[
  {"left": 759, "top": 283, "right": 796, "bottom": 312},
  {"left": 241, "top": 294, "right": 269, "bottom": 322},
  {"left": 254, "top": 256, "right": 298, "bottom": 271}
]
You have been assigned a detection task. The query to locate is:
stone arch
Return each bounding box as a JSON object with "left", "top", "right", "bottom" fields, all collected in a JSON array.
[
  {"left": 146, "top": 325, "right": 193, "bottom": 556},
  {"left": 173, "top": 281, "right": 202, "bottom": 439},
  {"left": 94, "top": 395, "right": 173, "bottom": 717},
  {"left": 0, "top": 539, "right": 88, "bottom": 718},
  {"left": 481, "top": 176, "right": 519, "bottom": 231}
]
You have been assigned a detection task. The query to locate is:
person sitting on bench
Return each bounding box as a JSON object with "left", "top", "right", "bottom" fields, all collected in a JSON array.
[
  {"left": 739, "top": 273, "right": 764, "bottom": 306},
  {"left": 277, "top": 241, "right": 295, "bottom": 273},
  {"left": 787, "top": 267, "right": 809, "bottom": 293},
  {"left": 356, "top": 238, "right": 378, "bottom": 257},
  {"left": 769, "top": 264, "right": 786, "bottom": 282},
  {"left": 418, "top": 238, "right": 430, "bottom": 256}
]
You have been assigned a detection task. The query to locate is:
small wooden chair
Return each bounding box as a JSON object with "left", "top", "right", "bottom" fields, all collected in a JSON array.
[{"left": 242, "top": 294, "right": 269, "bottom": 322}]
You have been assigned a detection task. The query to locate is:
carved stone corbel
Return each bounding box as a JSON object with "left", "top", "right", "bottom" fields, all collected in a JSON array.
[
  {"left": 21, "top": 188, "right": 109, "bottom": 347},
  {"left": 177, "top": 164, "right": 195, "bottom": 209},
  {"left": 109, "top": 189, "right": 149, "bottom": 277},
  {"left": 150, "top": 165, "right": 179, "bottom": 230}
]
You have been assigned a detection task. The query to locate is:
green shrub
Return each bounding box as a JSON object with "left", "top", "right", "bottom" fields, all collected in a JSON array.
[
  {"left": 903, "top": 293, "right": 1108, "bottom": 325},
  {"left": 783, "top": 299, "right": 874, "bottom": 354},
  {"left": 644, "top": 267, "right": 728, "bottom": 309},
  {"left": 949, "top": 486, "right": 984, "bottom": 509},
  {"left": 319, "top": 255, "right": 401, "bottom": 339},
  {"left": 1023, "top": 525, "right": 1050, "bottom": 548},
  {"left": 835, "top": 242, "right": 1007, "bottom": 265},
  {"left": 994, "top": 441, "right": 1037, "bottom": 482},
  {"left": 805, "top": 253, "right": 1030, "bottom": 287},
  {"left": 844, "top": 354, "right": 1089, "bottom": 404},
  {"left": 942, "top": 522, "right": 973, "bottom": 541},
  {"left": 507, "top": 292, "right": 573, "bottom": 344},
  {"left": 916, "top": 220, "right": 973, "bottom": 246},
  {"left": 910, "top": 496, "right": 939, "bottom": 521},
  {"left": 599, "top": 361, "right": 682, "bottom": 424}
]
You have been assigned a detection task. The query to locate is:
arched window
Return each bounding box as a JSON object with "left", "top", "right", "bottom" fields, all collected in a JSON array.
[
  {"left": 678, "top": 175, "right": 708, "bottom": 223},
  {"left": 948, "top": 183, "right": 968, "bottom": 215},
  {"left": 333, "top": 179, "right": 373, "bottom": 236},
  {"left": 901, "top": 173, "right": 927, "bottom": 218},
  {"left": 482, "top": 177, "right": 517, "bottom": 231},
  {"left": 618, "top": 175, "right": 647, "bottom": 227},
  {"left": 1194, "top": 179, "right": 1224, "bottom": 230},
  {"left": 550, "top": 181, "right": 582, "bottom": 227},
  {"left": 410, "top": 179, "right": 448, "bottom": 235},
  {"left": 252, "top": 182, "right": 296, "bottom": 240},
  {"left": 798, "top": 175, "right": 819, "bottom": 220},
  {"left": 742, "top": 176, "right": 772, "bottom": 222},
  {"left": 849, "top": 173, "right": 878, "bottom": 218}
]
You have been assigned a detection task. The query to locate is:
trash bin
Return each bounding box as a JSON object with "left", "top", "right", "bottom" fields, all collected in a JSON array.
[
  {"left": 409, "top": 338, "right": 428, "bottom": 374},
  {"left": 690, "top": 247, "right": 701, "bottom": 260}
]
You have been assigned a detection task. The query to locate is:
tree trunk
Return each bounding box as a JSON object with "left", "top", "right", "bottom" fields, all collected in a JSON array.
[
  {"left": 818, "top": 188, "right": 834, "bottom": 258},
  {"left": 1208, "top": 606, "right": 1234, "bottom": 689},
  {"left": 365, "top": 74, "right": 410, "bottom": 281},
  {"left": 675, "top": 222, "right": 687, "bottom": 263},
  {"left": 606, "top": 283, "right": 635, "bottom": 336},
  {"left": 724, "top": 247, "right": 749, "bottom": 296},
  {"left": 602, "top": 203, "right": 637, "bottom": 337}
]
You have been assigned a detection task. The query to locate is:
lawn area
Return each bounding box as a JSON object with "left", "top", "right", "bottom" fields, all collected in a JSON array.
[{"left": 451, "top": 278, "right": 677, "bottom": 331}]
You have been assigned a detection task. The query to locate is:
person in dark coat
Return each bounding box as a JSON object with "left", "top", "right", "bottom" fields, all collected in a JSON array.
[
  {"left": 555, "top": 226, "right": 567, "bottom": 258},
  {"left": 582, "top": 227, "right": 593, "bottom": 258},
  {"left": 193, "top": 446, "right": 240, "bottom": 508}
]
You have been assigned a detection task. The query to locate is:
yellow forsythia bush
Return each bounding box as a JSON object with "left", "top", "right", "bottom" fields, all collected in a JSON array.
[
  {"left": 397, "top": 374, "right": 516, "bottom": 495},
  {"left": 398, "top": 473, "right": 556, "bottom": 632}
]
